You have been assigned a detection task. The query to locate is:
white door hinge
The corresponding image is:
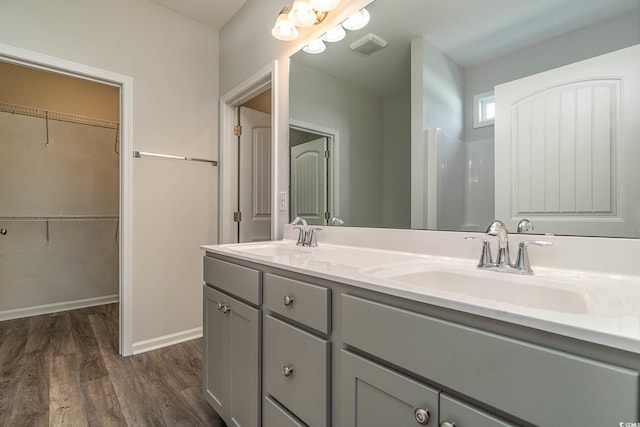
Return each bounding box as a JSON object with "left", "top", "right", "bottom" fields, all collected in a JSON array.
[{"left": 233, "top": 211, "right": 242, "bottom": 222}]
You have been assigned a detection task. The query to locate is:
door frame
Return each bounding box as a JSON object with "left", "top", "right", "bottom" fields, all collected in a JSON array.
[
  {"left": 220, "top": 62, "right": 279, "bottom": 244},
  {"left": 289, "top": 119, "right": 340, "bottom": 222},
  {"left": 0, "top": 42, "right": 134, "bottom": 355}
]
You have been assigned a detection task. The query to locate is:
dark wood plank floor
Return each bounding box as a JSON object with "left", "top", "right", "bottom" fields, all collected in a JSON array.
[{"left": 0, "top": 303, "right": 225, "bottom": 426}]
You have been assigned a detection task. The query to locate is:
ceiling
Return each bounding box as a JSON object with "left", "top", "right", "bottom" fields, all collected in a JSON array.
[
  {"left": 292, "top": 0, "right": 640, "bottom": 97},
  {"left": 148, "top": 0, "right": 246, "bottom": 29}
]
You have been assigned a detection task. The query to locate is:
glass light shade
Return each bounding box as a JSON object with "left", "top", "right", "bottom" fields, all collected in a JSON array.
[
  {"left": 342, "top": 8, "right": 370, "bottom": 31},
  {"left": 288, "top": 0, "right": 317, "bottom": 28},
  {"left": 309, "top": 0, "right": 341, "bottom": 12},
  {"left": 322, "top": 24, "right": 346, "bottom": 42},
  {"left": 272, "top": 10, "right": 299, "bottom": 41},
  {"left": 303, "top": 39, "right": 326, "bottom": 54}
]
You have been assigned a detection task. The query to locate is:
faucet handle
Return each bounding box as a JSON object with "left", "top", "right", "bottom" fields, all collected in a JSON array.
[
  {"left": 513, "top": 240, "right": 552, "bottom": 274},
  {"left": 306, "top": 227, "right": 322, "bottom": 247},
  {"left": 465, "top": 236, "right": 493, "bottom": 268}
]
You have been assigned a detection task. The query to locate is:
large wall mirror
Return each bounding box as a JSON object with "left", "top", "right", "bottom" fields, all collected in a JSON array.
[{"left": 289, "top": 0, "right": 640, "bottom": 238}]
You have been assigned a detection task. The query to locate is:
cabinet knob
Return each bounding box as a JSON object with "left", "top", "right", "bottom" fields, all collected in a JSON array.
[
  {"left": 221, "top": 305, "right": 231, "bottom": 314},
  {"left": 283, "top": 295, "right": 294, "bottom": 306},
  {"left": 0, "top": 228, "right": 6, "bottom": 235},
  {"left": 282, "top": 365, "right": 294, "bottom": 377},
  {"left": 216, "top": 302, "right": 223, "bottom": 311},
  {"left": 414, "top": 408, "right": 430, "bottom": 425},
  {"left": 440, "top": 422, "right": 456, "bottom": 427}
]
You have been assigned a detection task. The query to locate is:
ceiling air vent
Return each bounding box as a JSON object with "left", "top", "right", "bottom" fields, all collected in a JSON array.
[{"left": 349, "top": 33, "right": 388, "bottom": 56}]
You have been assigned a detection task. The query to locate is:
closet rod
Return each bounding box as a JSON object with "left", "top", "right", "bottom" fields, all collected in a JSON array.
[
  {"left": 133, "top": 151, "right": 218, "bottom": 166},
  {"left": 0, "top": 216, "right": 119, "bottom": 222},
  {"left": 0, "top": 102, "right": 119, "bottom": 130}
]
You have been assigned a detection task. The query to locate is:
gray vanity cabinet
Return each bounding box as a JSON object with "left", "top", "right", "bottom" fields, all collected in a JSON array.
[
  {"left": 341, "top": 294, "right": 639, "bottom": 426},
  {"left": 203, "top": 257, "right": 262, "bottom": 427},
  {"left": 202, "top": 253, "right": 640, "bottom": 427}
]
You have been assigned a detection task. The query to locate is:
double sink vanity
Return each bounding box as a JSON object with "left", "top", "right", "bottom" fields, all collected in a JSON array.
[{"left": 201, "top": 226, "right": 640, "bottom": 426}]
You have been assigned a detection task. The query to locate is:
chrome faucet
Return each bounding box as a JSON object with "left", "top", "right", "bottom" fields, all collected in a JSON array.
[
  {"left": 486, "top": 220, "right": 511, "bottom": 269},
  {"left": 466, "top": 220, "right": 551, "bottom": 274},
  {"left": 517, "top": 218, "right": 534, "bottom": 233},
  {"left": 291, "top": 217, "right": 322, "bottom": 247}
]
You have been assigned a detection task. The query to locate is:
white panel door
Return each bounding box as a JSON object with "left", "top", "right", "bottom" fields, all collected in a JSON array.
[
  {"left": 290, "top": 137, "right": 327, "bottom": 225},
  {"left": 495, "top": 44, "right": 640, "bottom": 237},
  {"left": 239, "top": 106, "right": 271, "bottom": 243}
]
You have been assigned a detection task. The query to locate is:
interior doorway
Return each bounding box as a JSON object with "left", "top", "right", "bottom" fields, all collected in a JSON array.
[
  {"left": 237, "top": 103, "right": 272, "bottom": 243},
  {"left": 219, "top": 63, "right": 277, "bottom": 244},
  {"left": 0, "top": 61, "right": 120, "bottom": 323},
  {"left": 0, "top": 42, "right": 134, "bottom": 355},
  {"left": 289, "top": 123, "right": 339, "bottom": 226}
]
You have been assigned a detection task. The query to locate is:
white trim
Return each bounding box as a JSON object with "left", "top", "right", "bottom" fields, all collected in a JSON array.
[
  {"left": 132, "top": 327, "right": 203, "bottom": 355},
  {"left": 219, "top": 62, "right": 276, "bottom": 244},
  {"left": 0, "top": 295, "right": 119, "bottom": 321},
  {"left": 289, "top": 119, "right": 341, "bottom": 220},
  {"left": 0, "top": 42, "right": 134, "bottom": 356}
]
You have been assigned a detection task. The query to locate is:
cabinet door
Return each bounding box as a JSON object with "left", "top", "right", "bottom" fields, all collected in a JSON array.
[
  {"left": 203, "top": 285, "right": 261, "bottom": 427},
  {"left": 439, "top": 394, "right": 516, "bottom": 427},
  {"left": 228, "top": 293, "right": 261, "bottom": 427},
  {"left": 203, "top": 285, "right": 231, "bottom": 419},
  {"left": 340, "top": 350, "right": 439, "bottom": 427}
]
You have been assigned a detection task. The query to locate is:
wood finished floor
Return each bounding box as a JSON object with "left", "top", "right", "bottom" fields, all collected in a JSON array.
[{"left": 0, "top": 303, "right": 225, "bottom": 426}]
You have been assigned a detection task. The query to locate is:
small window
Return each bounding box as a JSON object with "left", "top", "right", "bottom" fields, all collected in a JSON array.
[{"left": 473, "top": 91, "right": 495, "bottom": 128}]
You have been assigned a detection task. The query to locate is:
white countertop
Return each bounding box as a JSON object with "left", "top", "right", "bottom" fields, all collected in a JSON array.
[{"left": 202, "top": 233, "right": 640, "bottom": 354}]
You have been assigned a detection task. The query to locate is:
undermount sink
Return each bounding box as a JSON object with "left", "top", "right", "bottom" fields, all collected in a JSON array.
[
  {"left": 360, "top": 263, "right": 593, "bottom": 315},
  {"left": 229, "top": 242, "right": 310, "bottom": 257}
]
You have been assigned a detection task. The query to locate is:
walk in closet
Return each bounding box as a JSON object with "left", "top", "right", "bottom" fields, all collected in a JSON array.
[{"left": 0, "top": 61, "right": 120, "bottom": 319}]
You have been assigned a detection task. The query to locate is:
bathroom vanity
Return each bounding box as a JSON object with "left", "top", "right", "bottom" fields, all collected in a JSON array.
[{"left": 202, "top": 228, "right": 640, "bottom": 427}]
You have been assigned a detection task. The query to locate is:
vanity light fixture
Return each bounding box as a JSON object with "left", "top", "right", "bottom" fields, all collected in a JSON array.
[
  {"left": 302, "top": 7, "right": 371, "bottom": 54},
  {"left": 342, "top": 8, "right": 370, "bottom": 31},
  {"left": 272, "top": 7, "right": 300, "bottom": 41},
  {"left": 272, "top": 0, "right": 340, "bottom": 41},
  {"left": 322, "top": 24, "right": 346, "bottom": 42},
  {"left": 310, "top": 0, "right": 341, "bottom": 12},
  {"left": 303, "top": 38, "right": 327, "bottom": 54}
]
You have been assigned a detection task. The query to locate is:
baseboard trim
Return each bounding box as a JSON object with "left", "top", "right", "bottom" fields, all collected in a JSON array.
[
  {"left": 0, "top": 295, "right": 119, "bottom": 321},
  {"left": 132, "top": 327, "right": 203, "bottom": 355}
]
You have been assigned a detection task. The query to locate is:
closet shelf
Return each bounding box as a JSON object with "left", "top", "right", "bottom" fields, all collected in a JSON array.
[
  {"left": 0, "top": 102, "right": 119, "bottom": 130},
  {"left": 0, "top": 216, "right": 119, "bottom": 222}
]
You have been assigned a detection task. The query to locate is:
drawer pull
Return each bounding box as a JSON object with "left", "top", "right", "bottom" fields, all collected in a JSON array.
[
  {"left": 216, "top": 302, "right": 223, "bottom": 311},
  {"left": 414, "top": 408, "right": 430, "bottom": 425},
  {"left": 283, "top": 365, "right": 294, "bottom": 377},
  {"left": 440, "top": 422, "right": 455, "bottom": 427},
  {"left": 221, "top": 304, "right": 231, "bottom": 314},
  {"left": 283, "top": 295, "right": 294, "bottom": 306}
]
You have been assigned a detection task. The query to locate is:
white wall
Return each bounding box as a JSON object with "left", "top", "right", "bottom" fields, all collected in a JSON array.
[
  {"left": 382, "top": 89, "right": 411, "bottom": 228},
  {"left": 290, "top": 60, "right": 383, "bottom": 227},
  {"left": 0, "top": 0, "right": 219, "bottom": 350},
  {"left": 412, "top": 37, "right": 465, "bottom": 230}
]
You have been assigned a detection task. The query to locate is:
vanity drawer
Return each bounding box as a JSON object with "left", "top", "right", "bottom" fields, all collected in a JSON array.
[
  {"left": 263, "top": 315, "right": 330, "bottom": 427},
  {"left": 203, "top": 256, "right": 261, "bottom": 305},
  {"left": 341, "top": 294, "right": 639, "bottom": 426},
  {"left": 440, "top": 394, "right": 516, "bottom": 427},
  {"left": 263, "top": 395, "right": 306, "bottom": 427},
  {"left": 264, "top": 273, "right": 331, "bottom": 334}
]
